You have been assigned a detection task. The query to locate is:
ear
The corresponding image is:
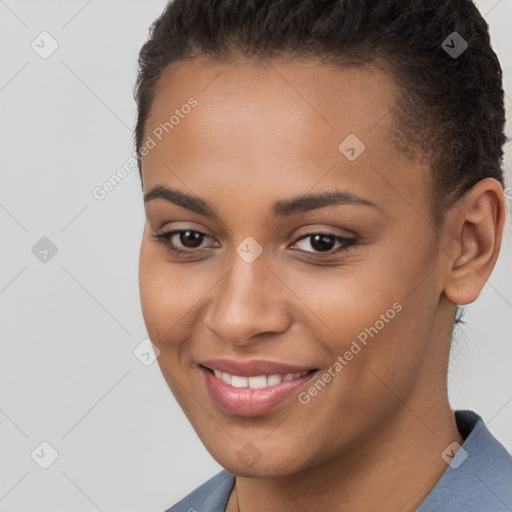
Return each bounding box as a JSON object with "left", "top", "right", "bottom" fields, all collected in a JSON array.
[{"left": 442, "top": 178, "right": 507, "bottom": 306}]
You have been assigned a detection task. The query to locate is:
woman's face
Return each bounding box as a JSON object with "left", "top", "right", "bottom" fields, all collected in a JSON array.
[{"left": 139, "top": 57, "right": 453, "bottom": 476}]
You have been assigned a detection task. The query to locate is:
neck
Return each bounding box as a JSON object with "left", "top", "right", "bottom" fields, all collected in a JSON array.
[{"left": 228, "top": 402, "right": 463, "bottom": 512}]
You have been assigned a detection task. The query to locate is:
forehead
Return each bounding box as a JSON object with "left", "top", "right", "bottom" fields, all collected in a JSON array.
[
  {"left": 145, "top": 56, "right": 398, "bottom": 149},
  {"left": 142, "top": 57, "right": 431, "bottom": 221}
]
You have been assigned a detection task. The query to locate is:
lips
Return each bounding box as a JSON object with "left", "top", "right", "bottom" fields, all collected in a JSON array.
[{"left": 199, "top": 359, "right": 318, "bottom": 416}]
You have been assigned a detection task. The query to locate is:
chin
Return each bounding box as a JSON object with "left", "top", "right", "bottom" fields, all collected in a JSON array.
[{"left": 205, "top": 439, "right": 313, "bottom": 479}]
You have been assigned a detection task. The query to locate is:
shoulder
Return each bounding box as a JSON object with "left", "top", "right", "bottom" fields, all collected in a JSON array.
[
  {"left": 163, "top": 469, "right": 235, "bottom": 512},
  {"left": 417, "top": 409, "right": 512, "bottom": 512}
]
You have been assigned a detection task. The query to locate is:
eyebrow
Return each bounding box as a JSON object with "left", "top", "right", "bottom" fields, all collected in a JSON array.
[{"left": 144, "top": 184, "right": 380, "bottom": 218}]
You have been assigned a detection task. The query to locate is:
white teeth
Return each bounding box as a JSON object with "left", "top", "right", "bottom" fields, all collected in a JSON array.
[
  {"left": 267, "top": 374, "right": 282, "bottom": 386},
  {"left": 231, "top": 375, "right": 249, "bottom": 388},
  {"left": 211, "top": 370, "right": 310, "bottom": 388},
  {"left": 248, "top": 375, "right": 267, "bottom": 389}
]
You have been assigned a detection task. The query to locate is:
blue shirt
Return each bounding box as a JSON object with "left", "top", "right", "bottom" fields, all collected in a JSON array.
[{"left": 164, "top": 410, "right": 512, "bottom": 511}]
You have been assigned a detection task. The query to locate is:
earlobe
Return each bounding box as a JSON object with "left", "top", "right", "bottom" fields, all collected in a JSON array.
[{"left": 443, "top": 178, "right": 506, "bottom": 306}]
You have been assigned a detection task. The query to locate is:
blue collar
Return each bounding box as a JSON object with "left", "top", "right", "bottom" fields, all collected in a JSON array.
[
  {"left": 166, "top": 409, "right": 512, "bottom": 511},
  {"left": 417, "top": 409, "right": 512, "bottom": 511}
]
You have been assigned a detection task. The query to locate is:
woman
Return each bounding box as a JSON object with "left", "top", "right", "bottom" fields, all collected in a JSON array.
[{"left": 135, "top": 0, "right": 512, "bottom": 510}]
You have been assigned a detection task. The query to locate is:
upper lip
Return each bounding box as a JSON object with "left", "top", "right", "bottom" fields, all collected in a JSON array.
[{"left": 200, "top": 359, "right": 316, "bottom": 377}]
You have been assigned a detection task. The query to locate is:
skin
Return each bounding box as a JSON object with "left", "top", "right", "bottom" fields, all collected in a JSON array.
[{"left": 138, "top": 56, "right": 506, "bottom": 512}]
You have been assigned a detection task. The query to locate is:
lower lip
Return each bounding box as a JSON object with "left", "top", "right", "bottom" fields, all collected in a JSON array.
[{"left": 200, "top": 366, "right": 316, "bottom": 417}]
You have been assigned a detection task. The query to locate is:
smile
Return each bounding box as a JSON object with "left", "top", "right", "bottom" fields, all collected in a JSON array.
[
  {"left": 199, "top": 361, "right": 318, "bottom": 416},
  {"left": 210, "top": 369, "right": 311, "bottom": 388}
]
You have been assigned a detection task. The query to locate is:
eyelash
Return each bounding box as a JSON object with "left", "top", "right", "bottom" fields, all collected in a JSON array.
[{"left": 151, "top": 229, "right": 357, "bottom": 258}]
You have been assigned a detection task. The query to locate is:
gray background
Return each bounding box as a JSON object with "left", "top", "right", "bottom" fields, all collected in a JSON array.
[{"left": 0, "top": 1, "right": 511, "bottom": 511}]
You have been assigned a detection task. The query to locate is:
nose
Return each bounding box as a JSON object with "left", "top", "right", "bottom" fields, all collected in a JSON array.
[{"left": 203, "top": 250, "right": 292, "bottom": 347}]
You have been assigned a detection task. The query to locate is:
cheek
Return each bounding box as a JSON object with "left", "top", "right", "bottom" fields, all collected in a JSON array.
[
  {"left": 139, "top": 241, "right": 184, "bottom": 344},
  {"left": 278, "top": 259, "right": 401, "bottom": 340},
  {"left": 138, "top": 239, "right": 215, "bottom": 345},
  {"left": 280, "top": 243, "right": 434, "bottom": 379}
]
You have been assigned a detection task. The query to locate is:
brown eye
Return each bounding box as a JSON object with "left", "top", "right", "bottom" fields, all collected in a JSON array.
[
  {"left": 309, "top": 234, "right": 336, "bottom": 252},
  {"left": 292, "top": 232, "right": 357, "bottom": 255},
  {"left": 152, "top": 229, "right": 212, "bottom": 255},
  {"left": 179, "top": 230, "right": 207, "bottom": 248}
]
